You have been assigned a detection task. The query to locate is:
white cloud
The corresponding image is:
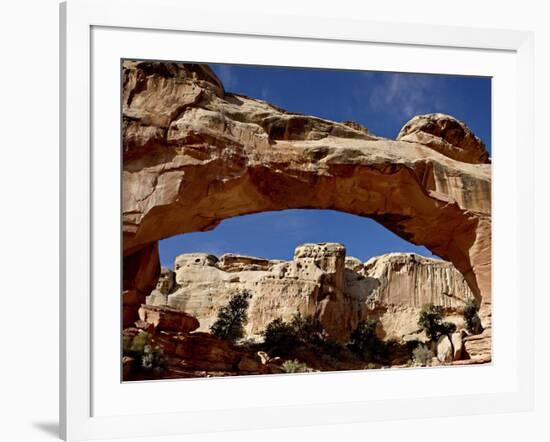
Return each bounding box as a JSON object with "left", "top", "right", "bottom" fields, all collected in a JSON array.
[{"left": 364, "top": 72, "right": 443, "bottom": 120}]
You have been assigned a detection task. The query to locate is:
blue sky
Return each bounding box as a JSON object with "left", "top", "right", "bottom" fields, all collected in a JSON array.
[{"left": 158, "top": 64, "right": 491, "bottom": 268}]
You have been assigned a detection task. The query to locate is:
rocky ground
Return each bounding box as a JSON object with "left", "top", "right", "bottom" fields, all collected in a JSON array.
[{"left": 122, "top": 303, "right": 487, "bottom": 381}]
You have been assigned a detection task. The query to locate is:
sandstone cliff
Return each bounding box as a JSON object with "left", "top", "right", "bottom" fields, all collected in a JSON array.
[{"left": 147, "top": 244, "right": 475, "bottom": 343}]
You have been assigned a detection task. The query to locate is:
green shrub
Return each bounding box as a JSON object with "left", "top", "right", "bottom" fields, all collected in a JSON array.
[
  {"left": 210, "top": 291, "right": 252, "bottom": 342},
  {"left": 122, "top": 330, "right": 166, "bottom": 372},
  {"left": 289, "top": 313, "right": 346, "bottom": 356},
  {"left": 122, "top": 330, "right": 153, "bottom": 355},
  {"left": 317, "top": 337, "right": 347, "bottom": 358},
  {"left": 281, "top": 359, "right": 309, "bottom": 373},
  {"left": 289, "top": 312, "right": 325, "bottom": 343},
  {"left": 347, "top": 319, "right": 387, "bottom": 362},
  {"left": 261, "top": 312, "right": 346, "bottom": 358},
  {"left": 418, "top": 303, "right": 457, "bottom": 341},
  {"left": 129, "top": 330, "right": 152, "bottom": 353},
  {"left": 261, "top": 317, "right": 300, "bottom": 357},
  {"left": 404, "top": 339, "right": 422, "bottom": 353},
  {"left": 463, "top": 298, "right": 484, "bottom": 335},
  {"left": 122, "top": 334, "right": 134, "bottom": 354},
  {"left": 412, "top": 344, "right": 433, "bottom": 366}
]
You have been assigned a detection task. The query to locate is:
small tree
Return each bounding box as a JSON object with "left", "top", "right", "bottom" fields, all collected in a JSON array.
[
  {"left": 412, "top": 344, "right": 433, "bottom": 366},
  {"left": 210, "top": 291, "right": 252, "bottom": 342},
  {"left": 261, "top": 312, "right": 343, "bottom": 358},
  {"left": 262, "top": 317, "right": 300, "bottom": 357},
  {"left": 463, "top": 298, "right": 483, "bottom": 335},
  {"left": 347, "top": 319, "right": 386, "bottom": 361},
  {"left": 289, "top": 312, "right": 325, "bottom": 344},
  {"left": 418, "top": 303, "right": 456, "bottom": 341}
]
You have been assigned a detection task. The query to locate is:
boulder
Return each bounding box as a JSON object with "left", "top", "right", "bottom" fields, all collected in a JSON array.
[
  {"left": 396, "top": 113, "right": 490, "bottom": 164},
  {"left": 237, "top": 355, "right": 268, "bottom": 373},
  {"left": 451, "top": 331, "right": 465, "bottom": 361},
  {"left": 133, "top": 320, "right": 155, "bottom": 334},
  {"left": 138, "top": 305, "right": 199, "bottom": 333},
  {"left": 171, "top": 332, "right": 243, "bottom": 367},
  {"left": 257, "top": 351, "right": 270, "bottom": 365},
  {"left": 436, "top": 335, "right": 454, "bottom": 363}
]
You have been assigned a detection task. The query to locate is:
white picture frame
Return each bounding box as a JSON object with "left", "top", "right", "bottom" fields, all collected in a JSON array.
[{"left": 60, "top": 0, "right": 534, "bottom": 440}]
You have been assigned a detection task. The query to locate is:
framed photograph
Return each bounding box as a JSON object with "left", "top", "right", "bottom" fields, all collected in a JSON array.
[{"left": 60, "top": 0, "right": 534, "bottom": 440}]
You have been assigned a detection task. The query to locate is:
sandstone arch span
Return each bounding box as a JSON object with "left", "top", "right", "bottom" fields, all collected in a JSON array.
[{"left": 122, "top": 61, "right": 491, "bottom": 332}]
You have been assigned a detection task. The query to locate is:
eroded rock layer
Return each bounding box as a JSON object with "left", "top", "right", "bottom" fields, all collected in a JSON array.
[{"left": 148, "top": 244, "right": 475, "bottom": 343}]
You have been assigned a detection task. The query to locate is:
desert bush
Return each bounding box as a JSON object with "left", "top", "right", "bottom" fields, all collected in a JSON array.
[
  {"left": 403, "top": 339, "right": 422, "bottom": 355},
  {"left": 463, "top": 298, "right": 484, "bottom": 335},
  {"left": 127, "top": 330, "right": 152, "bottom": 353},
  {"left": 347, "top": 319, "right": 387, "bottom": 362},
  {"left": 412, "top": 344, "right": 433, "bottom": 366},
  {"left": 418, "top": 303, "right": 457, "bottom": 341},
  {"left": 122, "top": 334, "right": 134, "bottom": 354},
  {"left": 261, "top": 312, "right": 346, "bottom": 358},
  {"left": 289, "top": 312, "right": 325, "bottom": 343},
  {"left": 210, "top": 291, "right": 252, "bottom": 342},
  {"left": 317, "top": 337, "right": 347, "bottom": 358},
  {"left": 290, "top": 313, "right": 346, "bottom": 356},
  {"left": 261, "top": 317, "right": 300, "bottom": 357},
  {"left": 281, "top": 359, "right": 309, "bottom": 373},
  {"left": 122, "top": 330, "right": 166, "bottom": 372}
]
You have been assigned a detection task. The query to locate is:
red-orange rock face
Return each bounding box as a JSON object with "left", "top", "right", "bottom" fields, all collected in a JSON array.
[{"left": 138, "top": 305, "right": 200, "bottom": 333}]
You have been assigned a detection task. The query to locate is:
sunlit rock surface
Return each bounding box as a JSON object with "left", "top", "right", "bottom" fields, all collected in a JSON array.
[{"left": 154, "top": 245, "right": 475, "bottom": 344}]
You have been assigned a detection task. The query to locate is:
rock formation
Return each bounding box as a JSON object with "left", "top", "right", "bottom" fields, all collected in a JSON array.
[
  {"left": 122, "top": 324, "right": 277, "bottom": 379},
  {"left": 138, "top": 304, "right": 200, "bottom": 333},
  {"left": 122, "top": 60, "right": 492, "bottom": 365},
  {"left": 146, "top": 267, "right": 175, "bottom": 307},
  {"left": 148, "top": 244, "right": 476, "bottom": 345},
  {"left": 396, "top": 113, "right": 490, "bottom": 164}
]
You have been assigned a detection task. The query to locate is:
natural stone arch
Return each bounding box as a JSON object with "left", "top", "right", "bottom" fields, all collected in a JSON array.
[{"left": 121, "top": 61, "right": 492, "bottom": 333}]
